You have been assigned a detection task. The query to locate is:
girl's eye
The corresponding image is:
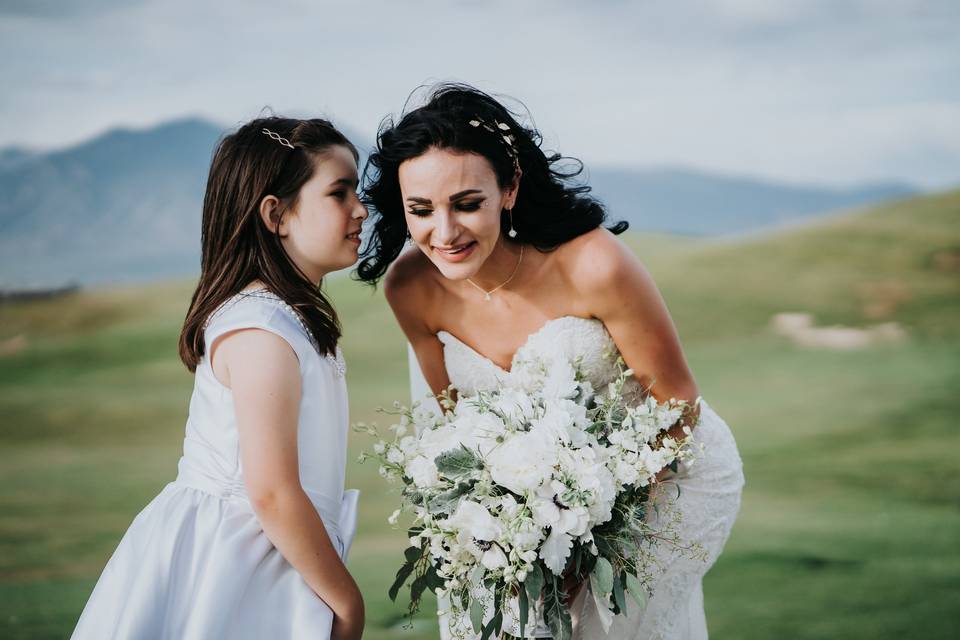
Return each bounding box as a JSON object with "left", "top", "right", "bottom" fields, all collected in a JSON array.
[
  {"left": 456, "top": 201, "right": 482, "bottom": 212},
  {"left": 330, "top": 190, "right": 347, "bottom": 200},
  {"left": 408, "top": 208, "right": 432, "bottom": 217}
]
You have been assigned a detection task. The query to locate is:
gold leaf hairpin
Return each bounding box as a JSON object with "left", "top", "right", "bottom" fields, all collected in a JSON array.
[{"left": 468, "top": 115, "right": 520, "bottom": 171}]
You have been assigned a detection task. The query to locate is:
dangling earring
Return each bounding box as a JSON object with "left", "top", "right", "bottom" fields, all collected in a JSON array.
[{"left": 506, "top": 208, "right": 517, "bottom": 238}]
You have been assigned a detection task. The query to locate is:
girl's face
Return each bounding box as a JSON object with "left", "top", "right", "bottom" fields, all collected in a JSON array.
[
  {"left": 398, "top": 147, "right": 517, "bottom": 281},
  {"left": 280, "top": 145, "right": 367, "bottom": 282}
]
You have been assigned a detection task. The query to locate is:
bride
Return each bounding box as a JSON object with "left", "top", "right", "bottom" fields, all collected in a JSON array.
[{"left": 357, "top": 84, "right": 744, "bottom": 639}]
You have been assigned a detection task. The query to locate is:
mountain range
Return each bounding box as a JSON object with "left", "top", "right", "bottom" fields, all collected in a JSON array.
[{"left": 0, "top": 118, "right": 918, "bottom": 288}]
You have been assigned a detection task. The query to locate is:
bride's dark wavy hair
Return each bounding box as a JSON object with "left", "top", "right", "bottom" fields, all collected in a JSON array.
[{"left": 355, "top": 83, "right": 627, "bottom": 283}]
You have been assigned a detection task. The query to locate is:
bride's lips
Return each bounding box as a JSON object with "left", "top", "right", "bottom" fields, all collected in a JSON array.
[
  {"left": 433, "top": 241, "right": 477, "bottom": 263},
  {"left": 345, "top": 230, "right": 362, "bottom": 245}
]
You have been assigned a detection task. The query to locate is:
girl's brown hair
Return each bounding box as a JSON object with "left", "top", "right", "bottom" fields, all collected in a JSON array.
[{"left": 179, "top": 116, "right": 358, "bottom": 372}]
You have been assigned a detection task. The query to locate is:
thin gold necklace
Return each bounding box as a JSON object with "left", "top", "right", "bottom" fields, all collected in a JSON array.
[{"left": 466, "top": 244, "right": 524, "bottom": 301}]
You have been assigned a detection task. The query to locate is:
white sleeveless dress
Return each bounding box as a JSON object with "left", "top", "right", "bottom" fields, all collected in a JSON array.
[
  {"left": 72, "top": 290, "right": 360, "bottom": 640},
  {"left": 410, "top": 316, "right": 744, "bottom": 640}
]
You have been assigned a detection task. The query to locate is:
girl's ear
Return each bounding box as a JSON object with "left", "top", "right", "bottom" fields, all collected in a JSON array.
[
  {"left": 504, "top": 167, "right": 522, "bottom": 209},
  {"left": 258, "top": 195, "right": 287, "bottom": 237}
]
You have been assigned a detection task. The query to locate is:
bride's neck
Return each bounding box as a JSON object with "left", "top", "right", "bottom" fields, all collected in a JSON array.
[{"left": 470, "top": 240, "right": 523, "bottom": 291}]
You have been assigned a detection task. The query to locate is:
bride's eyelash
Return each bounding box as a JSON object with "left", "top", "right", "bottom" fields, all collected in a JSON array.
[
  {"left": 407, "top": 199, "right": 484, "bottom": 216},
  {"left": 456, "top": 200, "right": 483, "bottom": 212}
]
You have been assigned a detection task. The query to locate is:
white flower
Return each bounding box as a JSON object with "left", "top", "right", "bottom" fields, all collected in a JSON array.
[
  {"left": 388, "top": 508, "right": 401, "bottom": 525},
  {"left": 540, "top": 527, "right": 573, "bottom": 573},
  {"left": 386, "top": 447, "right": 404, "bottom": 465},
  {"left": 418, "top": 424, "right": 459, "bottom": 459},
  {"left": 557, "top": 505, "right": 590, "bottom": 536},
  {"left": 481, "top": 545, "right": 508, "bottom": 570},
  {"left": 493, "top": 388, "right": 535, "bottom": 424},
  {"left": 447, "top": 501, "right": 502, "bottom": 542},
  {"left": 487, "top": 430, "right": 556, "bottom": 495},
  {"left": 541, "top": 359, "right": 580, "bottom": 399},
  {"left": 405, "top": 455, "right": 441, "bottom": 489}
]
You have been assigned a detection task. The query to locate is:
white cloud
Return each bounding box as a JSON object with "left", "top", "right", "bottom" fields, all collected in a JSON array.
[{"left": 0, "top": 0, "right": 957, "bottom": 188}]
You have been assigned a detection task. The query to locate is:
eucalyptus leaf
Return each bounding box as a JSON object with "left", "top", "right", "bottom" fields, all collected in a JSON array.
[
  {"left": 613, "top": 571, "right": 627, "bottom": 613},
  {"left": 592, "top": 556, "right": 614, "bottom": 595},
  {"left": 388, "top": 561, "right": 415, "bottom": 602},
  {"left": 625, "top": 572, "right": 648, "bottom": 610},
  {"left": 470, "top": 598, "right": 484, "bottom": 634},
  {"left": 518, "top": 587, "right": 529, "bottom": 639},
  {"left": 524, "top": 563, "right": 545, "bottom": 605}
]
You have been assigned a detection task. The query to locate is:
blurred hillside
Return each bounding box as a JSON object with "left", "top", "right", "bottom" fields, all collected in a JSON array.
[
  {"left": 0, "top": 118, "right": 917, "bottom": 288},
  {"left": 0, "top": 190, "right": 957, "bottom": 639}
]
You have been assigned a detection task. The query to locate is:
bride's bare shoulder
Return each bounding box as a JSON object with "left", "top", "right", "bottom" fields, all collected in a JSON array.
[
  {"left": 384, "top": 248, "right": 443, "bottom": 316},
  {"left": 554, "top": 226, "right": 642, "bottom": 289}
]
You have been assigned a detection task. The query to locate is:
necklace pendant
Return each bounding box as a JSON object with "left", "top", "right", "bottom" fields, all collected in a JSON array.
[{"left": 484, "top": 293, "right": 492, "bottom": 301}]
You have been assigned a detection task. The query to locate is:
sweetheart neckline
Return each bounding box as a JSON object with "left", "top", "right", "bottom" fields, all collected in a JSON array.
[{"left": 436, "top": 315, "right": 605, "bottom": 375}]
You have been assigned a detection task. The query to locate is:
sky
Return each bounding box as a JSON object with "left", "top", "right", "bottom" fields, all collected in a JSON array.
[{"left": 1, "top": 0, "right": 957, "bottom": 189}]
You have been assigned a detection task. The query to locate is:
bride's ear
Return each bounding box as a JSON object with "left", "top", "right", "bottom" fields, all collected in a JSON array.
[
  {"left": 258, "top": 195, "right": 287, "bottom": 237},
  {"left": 504, "top": 167, "right": 522, "bottom": 209}
]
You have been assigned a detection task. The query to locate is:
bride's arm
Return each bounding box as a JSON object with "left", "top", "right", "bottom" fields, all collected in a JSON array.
[
  {"left": 567, "top": 229, "right": 701, "bottom": 438},
  {"left": 384, "top": 251, "right": 453, "bottom": 397}
]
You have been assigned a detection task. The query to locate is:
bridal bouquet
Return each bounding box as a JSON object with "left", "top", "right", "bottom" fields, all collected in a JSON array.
[{"left": 359, "top": 353, "right": 702, "bottom": 639}]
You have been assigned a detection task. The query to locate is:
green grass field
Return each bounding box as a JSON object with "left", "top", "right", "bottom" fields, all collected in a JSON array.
[{"left": 2, "top": 191, "right": 958, "bottom": 639}]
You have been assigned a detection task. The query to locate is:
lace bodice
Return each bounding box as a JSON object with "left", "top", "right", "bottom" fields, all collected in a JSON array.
[{"left": 438, "top": 315, "right": 625, "bottom": 396}]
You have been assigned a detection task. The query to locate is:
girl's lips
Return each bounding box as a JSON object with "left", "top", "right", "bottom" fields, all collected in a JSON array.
[
  {"left": 433, "top": 241, "right": 477, "bottom": 263},
  {"left": 345, "top": 231, "right": 362, "bottom": 245}
]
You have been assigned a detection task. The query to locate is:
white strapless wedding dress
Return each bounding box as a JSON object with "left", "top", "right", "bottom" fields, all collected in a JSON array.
[{"left": 410, "top": 316, "right": 744, "bottom": 640}]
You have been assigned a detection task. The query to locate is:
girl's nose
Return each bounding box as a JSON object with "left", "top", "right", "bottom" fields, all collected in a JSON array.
[{"left": 353, "top": 198, "right": 368, "bottom": 220}]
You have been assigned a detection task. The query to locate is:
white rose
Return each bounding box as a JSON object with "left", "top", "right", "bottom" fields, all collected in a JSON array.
[
  {"left": 556, "top": 505, "right": 590, "bottom": 536},
  {"left": 418, "top": 424, "right": 459, "bottom": 459},
  {"left": 487, "top": 430, "right": 556, "bottom": 495},
  {"left": 405, "top": 455, "right": 441, "bottom": 489},
  {"left": 447, "top": 501, "right": 502, "bottom": 542}
]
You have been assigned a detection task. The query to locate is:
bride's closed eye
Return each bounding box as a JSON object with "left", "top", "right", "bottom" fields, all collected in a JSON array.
[{"left": 408, "top": 199, "right": 485, "bottom": 216}]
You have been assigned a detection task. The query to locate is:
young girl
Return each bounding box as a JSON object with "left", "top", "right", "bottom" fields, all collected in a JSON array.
[{"left": 72, "top": 117, "right": 368, "bottom": 640}]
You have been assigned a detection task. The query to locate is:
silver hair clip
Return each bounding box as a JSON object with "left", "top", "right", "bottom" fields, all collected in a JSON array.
[
  {"left": 468, "top": 116, "right": 519, "bottom": 171},
  {"left": 261, "top": 127, "right": 295, "bottom": 150}
]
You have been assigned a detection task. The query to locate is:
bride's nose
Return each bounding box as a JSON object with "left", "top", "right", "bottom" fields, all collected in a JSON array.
[{"left": 434, "top": 209, "right": 461, "bottom": 245}]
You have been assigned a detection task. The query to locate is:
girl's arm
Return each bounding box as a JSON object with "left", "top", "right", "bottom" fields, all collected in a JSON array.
[{"left": 214, "top": 328, "right": 364, "bottom": 640}]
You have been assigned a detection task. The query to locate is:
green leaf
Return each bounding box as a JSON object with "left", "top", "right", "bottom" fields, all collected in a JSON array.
[
  {"left": 470, "top": 598, "right": 484, "bottom": 634},
  {"left": 613, "top": 571, "right": 627, "bottom": 613},
  {"left": 403, "top": 545, "right": 422, "bottom": 563},
  {"left": 388, "top": 561, "right": 415, "bottom": 602},
  {"left": 428, "top": 482, "right": 472, "bottom": 514},
  {"left": 410, "top": 572, "right": 428, "bottom": 603},
  {"left": 625, "top": 572, "right": 647, "bottom": 610},
  {"left": 543, "top": 578, "right": 573, "bottom": 640},
  {"left": 435, "top": 446, "right": 480, "bottom": 478},
  {"left": 524, "top": 563, "right": 544, "bottom": 605},
  {"left": 518, "top": 587, "right": 529, "bottom": 639},
  {"left": 481, "top": 610, "right": 503, "bottom": 640},
  {"left": 424, "top": 565, "right": 446, "bottom": 591},
  {"left": 591, "top": 556, "right": 614, "bottom": 595}
]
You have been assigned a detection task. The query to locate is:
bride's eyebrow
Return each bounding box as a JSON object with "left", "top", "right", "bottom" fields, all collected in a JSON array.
[{"left": 405, "top": 189, "right": 484, "bottom": 205}]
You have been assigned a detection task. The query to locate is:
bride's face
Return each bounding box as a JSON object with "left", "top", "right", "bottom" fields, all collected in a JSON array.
[{"left": 398, "top": 147, "right": 517, "bottom": 280}]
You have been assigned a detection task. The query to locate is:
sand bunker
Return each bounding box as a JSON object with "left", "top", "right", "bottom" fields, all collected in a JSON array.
[{"left": 770, "top": 313, "right": 906, "bottom": 350}]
